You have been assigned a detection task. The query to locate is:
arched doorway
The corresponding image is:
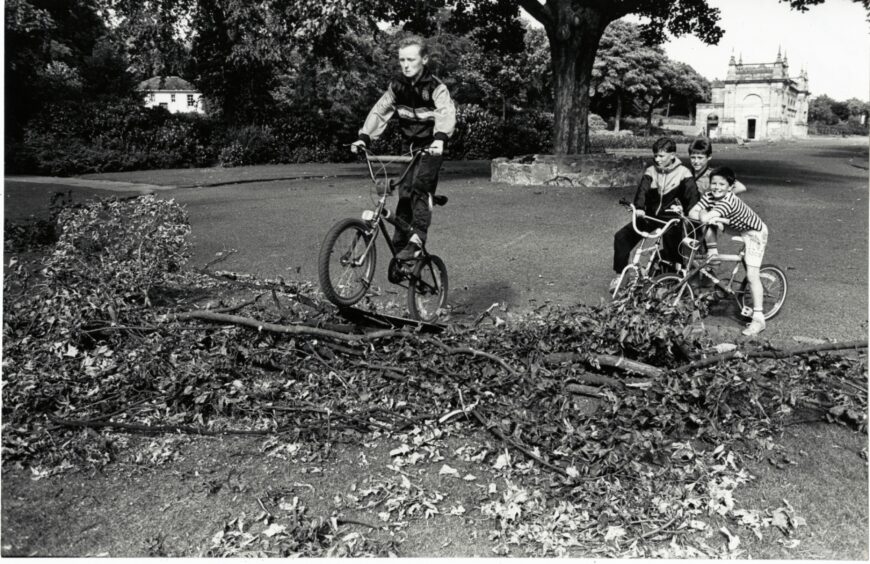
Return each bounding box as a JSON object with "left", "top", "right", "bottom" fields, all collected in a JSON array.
[{"left": 740, "top": 94, "right": 764, "bottom": 140}]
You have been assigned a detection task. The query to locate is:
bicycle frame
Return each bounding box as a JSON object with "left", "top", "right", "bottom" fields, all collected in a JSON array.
[
  {"left": 612, "top": 203, "right": 683, "bottom": 298},
  {"left": 663, "top": 225, "right": 754, "bottom": 317},
  {"left": 352, "top": 148, "right": 427, "bottom": 266},
  {"left": 354, "top": 148, "right": 444, "bottom": 297}
]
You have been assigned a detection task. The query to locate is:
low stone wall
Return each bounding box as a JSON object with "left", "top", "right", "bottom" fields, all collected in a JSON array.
[{"left": 491, "top": 153, "right": 648, "bottom": 188}]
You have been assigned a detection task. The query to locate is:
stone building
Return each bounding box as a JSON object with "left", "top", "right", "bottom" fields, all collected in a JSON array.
[{"left": 696, "top": 49, "right": 809, "bottom": 140}]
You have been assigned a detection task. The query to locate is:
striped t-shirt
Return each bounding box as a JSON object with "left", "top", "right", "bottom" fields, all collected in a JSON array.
[{"left": 699, "top": 192, "right": 764, "bottom": 232}]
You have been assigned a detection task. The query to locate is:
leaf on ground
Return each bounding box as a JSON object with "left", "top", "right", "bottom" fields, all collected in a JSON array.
[
  {"left": 438, "top": 464, "right": 459, "bottom": 477},
  {"left": 719, "top": 526, "right": 740, "bottom": 551}
]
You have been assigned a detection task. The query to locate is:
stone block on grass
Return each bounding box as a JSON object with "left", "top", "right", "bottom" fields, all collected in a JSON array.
[{"left": 491, "top": 153, "right": 648, "bottom": 188}]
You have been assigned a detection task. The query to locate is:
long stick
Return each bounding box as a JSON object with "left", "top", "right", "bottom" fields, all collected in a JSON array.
[
  {"left": 544, "top": 352, "right": 663, "bottom": 378},
  {"left": 675, "top": 339, "right": 868, "bottom": 374},
  {"left": 159, "top": 310, "right": 401, "bottom": 343},
  {"left": 47, "top": 414, "right": 322, "bottom": 436}
]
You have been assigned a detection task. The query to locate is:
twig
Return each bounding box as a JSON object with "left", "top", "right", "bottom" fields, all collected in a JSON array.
[
  {"left": 200, "top": 293, "right": 266, "bottom": 315},
  {"left": 336, "top": 517, "right": 385, "bottom": 530},
  {"left": 470, "top": 408, "right": 568, "bottom": 478},
  {"left": 630, "top": 515, "right": 679, "bottom": 543},
  {"left": 544, "top": 352, "right": 663, "bottom": 378},
  {"left": 674, "top": 339, "right": 868, "bottom": 374},
  {"left": 257, "top": 497, "right": 272, "bottom": 517},
  {"left": 80, "top": 325, "right": 160, "bottom": 334},
  {"left": 271, "top": 288, "right": 285, "bottom": 318},
  {"left": 363, "top": 362, "right": 407, "bottom": 374},
  {"left": 199, "top": 249, "right": 238, "bottom": 272},
  {"left": 425, "top": 337, "right": 520, "bottom": 377}
]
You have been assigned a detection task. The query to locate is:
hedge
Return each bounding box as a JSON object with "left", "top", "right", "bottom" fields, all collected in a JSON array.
[{"left": 6, "top": 99, "right": 736, "bottom": 176}]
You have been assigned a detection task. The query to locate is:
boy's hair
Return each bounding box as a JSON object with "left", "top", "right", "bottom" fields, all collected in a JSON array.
[
  {"left": 689, "top": 136, "right": 713, "bottom": 156},
  {"left": 710, "top": 166, "right": 736, "bottom": 186},
  {"left": 398, "top": 35, "right": 429, "bottom": 57},
  {"left": 652, "top": 137, "right": 677, "bottom": 154}
]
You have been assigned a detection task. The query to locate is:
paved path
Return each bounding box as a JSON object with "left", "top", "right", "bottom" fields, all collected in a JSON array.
[{"left": 5, "top": 138, "right": 867, "bottom": 343}]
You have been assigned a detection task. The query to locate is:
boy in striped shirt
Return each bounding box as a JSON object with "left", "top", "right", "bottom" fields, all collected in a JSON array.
[{"left": 688, "top": 166, "right": 769, "bottom": 337}]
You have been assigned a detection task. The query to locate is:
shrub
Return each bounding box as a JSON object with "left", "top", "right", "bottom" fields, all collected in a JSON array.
[
  {"left": 450, "top": 104, "right": 503, "bottom": 159},
  {"left": 501, "top": 110, "right": 554, "bottom": 156},
  {"left": 9, "top": 99, "right": 217, "bottom": 175},
  {"left": 217, "top": 125, "right": 277, "bottom": 167},
  {"left": 588, "top": 113, "right": 607, "bottom": 131},
  {"left": 271, "top": 110, "right": 356, "bottom": 163}
]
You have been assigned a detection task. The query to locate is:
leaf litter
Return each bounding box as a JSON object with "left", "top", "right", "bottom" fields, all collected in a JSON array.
[{"left": 3, "top": 195, "right": 867, "bottom": 556}]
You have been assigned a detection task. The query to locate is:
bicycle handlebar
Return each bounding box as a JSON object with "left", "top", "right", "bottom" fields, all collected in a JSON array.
[
  {"left": 350, "top": 143, "right": 430, "bottom": 195},
  {"left": 623, "top": 202, "right": 682, "bottom": 239}
]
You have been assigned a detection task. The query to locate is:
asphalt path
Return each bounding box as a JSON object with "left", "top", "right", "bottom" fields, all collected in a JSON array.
[{"left": 5, "top": 138, "right": 868, "bottom": 343}]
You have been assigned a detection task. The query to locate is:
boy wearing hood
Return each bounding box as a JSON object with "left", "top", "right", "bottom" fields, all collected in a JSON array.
[{"left": 611, "top": 137, "right": 699, "bottom": 290}]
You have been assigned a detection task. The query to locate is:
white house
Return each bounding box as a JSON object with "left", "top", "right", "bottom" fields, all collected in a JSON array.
[{"left": 137, "top": 76, "right": 204, "bottom": 114}]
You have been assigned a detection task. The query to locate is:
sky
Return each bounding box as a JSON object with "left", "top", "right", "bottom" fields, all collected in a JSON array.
[
  {"left": 660, "top": 0, "right": 869, "bottom": 101},
  {"left": 522, "top": 0, "right": 869, "bottom": 101}
]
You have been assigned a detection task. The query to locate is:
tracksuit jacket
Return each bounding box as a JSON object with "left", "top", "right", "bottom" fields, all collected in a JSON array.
[
  {"left": 357, "top": 68, "right": 456, "bottom": 246},
  {"left": 633, "top": 158, "right": 700, "bottom": 217},
  {"left": 613, "top": 158, "right": 700, "bottom": 273},
  {"left": 358, "top": 68, "right": 456, "bottom": 148}
]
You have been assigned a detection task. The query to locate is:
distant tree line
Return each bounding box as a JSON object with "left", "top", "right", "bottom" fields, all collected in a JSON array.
[
  {"left": 807, "top": 94, "right": 869, "bottom": 136},
  {"left": 5, "top": 0, "right": 723, "bottom": 174}
]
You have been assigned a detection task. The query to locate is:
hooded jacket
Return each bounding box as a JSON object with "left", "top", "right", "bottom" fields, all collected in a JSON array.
[
  {"left": 358, "top": 67, "right": 456, "bottom": 147},
  {"left": 633, "top": 157, "right": 699, "bottom": 217}
]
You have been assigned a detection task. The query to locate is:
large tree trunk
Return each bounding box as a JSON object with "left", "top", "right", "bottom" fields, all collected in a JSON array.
[{"left": 544, "top": 6, "right": 608, "bottom": 154}]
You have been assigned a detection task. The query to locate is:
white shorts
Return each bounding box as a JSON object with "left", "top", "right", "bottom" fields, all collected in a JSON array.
[{"left": 741, "top": 224, "right": 768, "bottom": 268}]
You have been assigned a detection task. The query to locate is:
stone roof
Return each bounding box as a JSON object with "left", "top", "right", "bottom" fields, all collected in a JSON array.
[{"left": 137, "top": 76, "right": 197, "bottom": 92}]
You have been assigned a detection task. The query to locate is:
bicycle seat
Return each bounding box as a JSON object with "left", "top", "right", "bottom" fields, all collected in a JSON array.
[{"left": 432, "top": 195, "right": 448, "bottom": 206}]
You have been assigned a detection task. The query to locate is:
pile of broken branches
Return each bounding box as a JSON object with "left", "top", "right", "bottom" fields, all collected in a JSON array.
[{"left": 3, "top": 196, "right": 866, "bottom": 556}]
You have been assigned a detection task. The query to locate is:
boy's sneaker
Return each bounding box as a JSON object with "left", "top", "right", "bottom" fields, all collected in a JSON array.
[
  {"left": 742, "top": 316, "right": 766, "bottom": 337},
  {"left": 396, "top": 241, "right": 422, "bottom": 261}
]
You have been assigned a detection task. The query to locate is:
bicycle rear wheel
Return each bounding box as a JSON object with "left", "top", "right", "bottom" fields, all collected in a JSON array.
[
  {"left": 648, "top": 273, "right": 695, "bottom": 309},
  {"left": 407, "top": 254, "right": 448, "bottom": 322},
  {"left": 739, "top": 264, "right": 787, "bottom": 320},
  {"left": 318, "top": 218, "right": 377, "bottom": 307}
]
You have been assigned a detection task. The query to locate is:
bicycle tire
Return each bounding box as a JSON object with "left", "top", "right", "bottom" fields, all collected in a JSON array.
[
  {"left": 407, "top": 254, "right": 448, "bottom": 322},
  {"left": 648, "top": 273, "right": 695, "bottom": 308},
  {"left": 739, "top": 264, "right": 788, "bottom": 320},
  {"left": 318, "top": 218, "right": 377, "bottom": 307}
]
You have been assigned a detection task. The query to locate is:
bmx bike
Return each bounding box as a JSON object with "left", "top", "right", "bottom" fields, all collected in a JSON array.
[{"left": 317, "top": 146, "right": 448, "bottom": 322}]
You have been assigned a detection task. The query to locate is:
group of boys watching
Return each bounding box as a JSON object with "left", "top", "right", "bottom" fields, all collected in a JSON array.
[
  {"left": 611, "top": 136, "right": 769, "bottom": 337},
  {"left": 353, "top": 34, "right": 771, "bottom": 337}
]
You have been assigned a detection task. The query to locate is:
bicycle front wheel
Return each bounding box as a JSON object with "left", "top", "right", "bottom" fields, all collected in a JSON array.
[
  {"left": 407, "top": 254, "right": 448, "bottom": 322},
  {"left": 318, "top": 218, "right": 377, "bottom": 307},
  {"left": 648, "top": 273, "right": 695, "bottom": 309},
  {"left": 739, "top": 264, "right": 787, "bottom": 320}
]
